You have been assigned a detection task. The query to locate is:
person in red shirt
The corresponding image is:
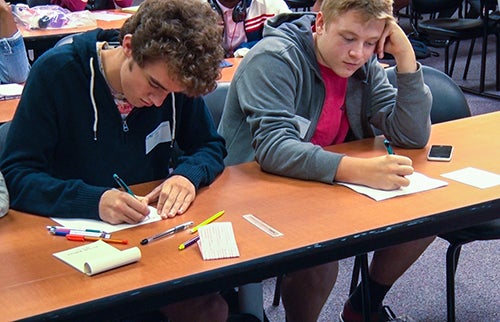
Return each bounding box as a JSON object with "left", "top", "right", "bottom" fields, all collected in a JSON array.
[{"left": 51, "top": 0, "right": 133, "bottom": 12}]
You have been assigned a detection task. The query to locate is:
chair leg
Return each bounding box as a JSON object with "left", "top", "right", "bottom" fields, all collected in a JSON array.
[
  {"left": 444, "top": 45, "right": 450, "bottom": 75},
  {"left": 359, "top": 254, "right": 371, "bottom": 322},
  {"left": 272, "top": 275, "right": 282, "bottom": 306},
  {"left": 496, "top": 34, "right": 500, "bottom": 91},
  {"left": 349, "top": 255, "right": 361, "bottom": 295},
  {"left": 350, "top": 254, "right": 372, "bottom": 322},
  {"left": 479, "top": 34, "right": 488, "bottom": 93},
  {"left": 445, "top": 243, "right": 463, "bottom": 322},
  {"left": 463, "top": 38, "right": 476, "bottom": 80},
  {"left": 449, "top": 40, "right": 460, "bottom": 78}
]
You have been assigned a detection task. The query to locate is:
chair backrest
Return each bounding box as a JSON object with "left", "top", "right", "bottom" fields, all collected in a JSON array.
[
  {"left": 394, "top": 0, "right": 410, "bottom": 12},
  {"left": 203, "top": 81, "right": 230, "bottom": 127},
  {"left": 54, "top": 33, "right": 79, "bottom": 47},
  {"left": 411, "top": 0, "right": 463, "bottom": 15},
  {"left": 385, "top": 65, "right": 471, "bottom": 124},
  {"left": 0, "top": 121, "right": 11, "bottom": 158}
]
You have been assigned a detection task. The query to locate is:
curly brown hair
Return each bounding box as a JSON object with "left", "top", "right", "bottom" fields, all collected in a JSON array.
[{"left": 119, "top": 0, "right": 224, "bottom": 96}]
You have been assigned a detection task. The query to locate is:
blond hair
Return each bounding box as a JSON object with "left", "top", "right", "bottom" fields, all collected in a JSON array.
[{"left": 320, "top": 0, "right": 394, "bottom": 25}]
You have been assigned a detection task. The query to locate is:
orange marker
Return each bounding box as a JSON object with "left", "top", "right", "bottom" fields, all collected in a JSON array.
[{"left": 66, "top": 234, "right": 128, "bottom": 245}]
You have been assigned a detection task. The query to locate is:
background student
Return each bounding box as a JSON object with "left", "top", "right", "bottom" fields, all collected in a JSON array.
[
  {"left": 48, "top": 0, "right": 133, "bottom": 11},
  {"left": 208, "top": 0, "right": 290, "bottom": 57},
  {"left": 219, "top": 0, "right": 435, "bottom": 321},
  {"left": 0, "top": 171, "right": 8, "bottom": 217},
  {"left": 0, "top": 0, "right": 30, "bottom": 84},
  {"left": 0, "top": 0, "right": 228, "bottom": 320}
]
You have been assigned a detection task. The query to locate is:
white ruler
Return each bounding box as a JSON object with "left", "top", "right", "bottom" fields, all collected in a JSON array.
[{"left": 243, "top": 214, "right": 284, "bottom": 237}]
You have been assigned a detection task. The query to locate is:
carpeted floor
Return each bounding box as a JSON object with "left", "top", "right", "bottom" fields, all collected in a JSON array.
[{"left": 262, "top": 238, "right": 499, "bottom": 321}]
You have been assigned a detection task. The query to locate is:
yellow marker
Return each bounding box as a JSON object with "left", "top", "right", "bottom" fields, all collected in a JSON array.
[{"left": 190, "top": 210, "right": 225, "bottom": 233}]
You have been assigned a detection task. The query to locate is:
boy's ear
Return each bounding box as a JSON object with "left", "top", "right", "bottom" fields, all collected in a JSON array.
[
  {"left": 315, "top": 11, "right": 325, "bottom": 34},
  {"left": 121, "top": 34, "right": 133, "bottom": 57}
]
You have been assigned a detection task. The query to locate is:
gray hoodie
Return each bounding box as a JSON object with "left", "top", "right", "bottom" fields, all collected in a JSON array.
[
  {"left": 0, "top": 171, "right": 8, "bottom": 217},
  {"left": 218, "top": 13, "right": 431, "bottom": 184}
]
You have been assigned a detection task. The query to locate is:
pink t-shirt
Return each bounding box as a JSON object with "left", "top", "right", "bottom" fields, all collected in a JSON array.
[{"left": 311, "top": 64, "right": 350, "bottom": 147}]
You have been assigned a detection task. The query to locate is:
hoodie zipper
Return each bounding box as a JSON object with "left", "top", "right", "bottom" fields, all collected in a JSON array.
[{"left": 122, "top": 119, "right": 129, "bottom": 132}]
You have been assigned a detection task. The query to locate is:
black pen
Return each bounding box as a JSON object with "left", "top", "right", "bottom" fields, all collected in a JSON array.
[
  {"left": 141, "top": 221, "right": 194, "bottom": 245},
  {"left": 113, "top": 173, "right": 137, "bottom": 199},
  {"left": 383, "top": 139, "right": 395, "bottom": 155}
]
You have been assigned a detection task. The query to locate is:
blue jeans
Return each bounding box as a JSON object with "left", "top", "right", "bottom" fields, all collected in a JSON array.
[{"left": 0, "top": 31, "right": 30, "bottom": 84}]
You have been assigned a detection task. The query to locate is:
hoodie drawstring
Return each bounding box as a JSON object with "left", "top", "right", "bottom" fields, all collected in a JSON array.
[
  {"left": 89, "top": 57, "right": 98, "bottom": 141},
  {"left": 88, "top": 57, "right": 176, "bottom": 146},
  {"left": 170, "top": 93, "right": 176, "bottom": 147}
]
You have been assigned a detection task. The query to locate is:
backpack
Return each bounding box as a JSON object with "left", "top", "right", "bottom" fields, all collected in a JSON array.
[{"left": 410, "top": 38, "right": 434, "bottom": 59}]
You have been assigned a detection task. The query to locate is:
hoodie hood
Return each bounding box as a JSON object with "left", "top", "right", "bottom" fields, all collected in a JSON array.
[{"left": 263, "top": 13, "right": 319, "bottom": 76}]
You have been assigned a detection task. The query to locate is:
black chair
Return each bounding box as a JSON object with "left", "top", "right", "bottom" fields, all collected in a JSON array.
[
  {"left": 203, "top": 81, "right": 230, "bottom": 127},
  {"left": 439, "top": 219, "right": 500, "bottom": 322},
  {"left": 410, "top": 0, "right": 500, "bottom": 94},
  {"left": 54, "top": 33, "right": 78, "bottom": 47},
  {"left": 285, "top": 0, "right": 315, "bottom": 12},
  {"left": 385, "top": 65, "right": 472, "bottom": 123}
]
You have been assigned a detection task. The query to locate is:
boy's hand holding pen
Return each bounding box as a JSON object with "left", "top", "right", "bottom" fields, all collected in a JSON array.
[{"left": 94, "top": 174, "right": 150, "bottom": 225}]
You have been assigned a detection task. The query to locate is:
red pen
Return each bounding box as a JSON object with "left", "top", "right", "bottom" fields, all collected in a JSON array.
[{"left": 66, "top": 234, "right": 128, "bottom": 245}]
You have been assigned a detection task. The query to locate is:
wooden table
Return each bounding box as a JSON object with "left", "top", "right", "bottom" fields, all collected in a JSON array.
[
  {"left": 220, "top": 57, "right": 242, "bottom": 83},
  {"left": 19, "top": 10, "right": 131, "bottom": 62},
  {"left": 0, "top": 98, "right": 18, "bottom": 123},
  {"left": 1, "top": 112, "right": 499, "bottom": 321},
  {"left": 19, "top": 10, "right": 131, "bottom": 39}
]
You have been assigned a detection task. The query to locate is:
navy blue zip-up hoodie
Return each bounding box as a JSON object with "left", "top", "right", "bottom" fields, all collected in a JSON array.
[{"left": 0, "top": 29, "right": 226, "bottom": 219}]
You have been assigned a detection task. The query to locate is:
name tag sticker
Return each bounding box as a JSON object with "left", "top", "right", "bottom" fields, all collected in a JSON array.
[{"left": 145, "top": 121, "right": 171, "bottom": 154}]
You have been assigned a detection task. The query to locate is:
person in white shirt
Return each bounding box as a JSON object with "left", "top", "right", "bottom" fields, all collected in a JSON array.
[{"left": 208, "top": 0, "right": 291, "bottom": 57}]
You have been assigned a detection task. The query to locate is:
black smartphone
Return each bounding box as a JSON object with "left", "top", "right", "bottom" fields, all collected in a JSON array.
[{"left": 427, "top": 145, "right": 453, "bottom": 162}]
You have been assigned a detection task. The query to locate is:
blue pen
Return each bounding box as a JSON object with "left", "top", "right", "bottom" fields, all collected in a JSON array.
[
  {"left": 113, "top": 173, "right": 137, "bottom": 198},
  {"left": 383, "top": 139, "right": 395, "bottom": 155}
]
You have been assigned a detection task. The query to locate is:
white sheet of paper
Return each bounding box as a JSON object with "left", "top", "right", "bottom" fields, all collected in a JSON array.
[
  {"left": 91, "top": 12, "right": 132, "bottom": 21},
  {"left": 0, "top": 83, "right": 23, "bottom": 97},
  {"left": 53, "top": 240, "right": 141, "bottom": 276},
  {"left": 198, "top": 222, "right": 240, "bottom": 260},
  {"left": 441, "top": 167, "right": 500, "bottom": 189},
  {"left": 338, "top": 172, "right": 448, "bottom": 201},
  {"left": 51, "top": 206, "right": 161, "bottom": 233},
  {"left": 121, "top": 5, "right": 139, "bottom": 13}
]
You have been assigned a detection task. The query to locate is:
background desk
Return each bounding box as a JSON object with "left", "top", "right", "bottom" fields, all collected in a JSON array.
[
  {"left": 19, "top": 10, "right": 131, "bottom": 62},
  {"left": 0, "top": 59, "right": 241, "bottom": 124},
  {"left": 220, "top": 57, "right": 242, "bottom": 83},
  {"left": 0, "top": 98, "right": 18, "bottom": 123},
  {"left": 1, "top": 112, "right": 499, "bottom": 321}
]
